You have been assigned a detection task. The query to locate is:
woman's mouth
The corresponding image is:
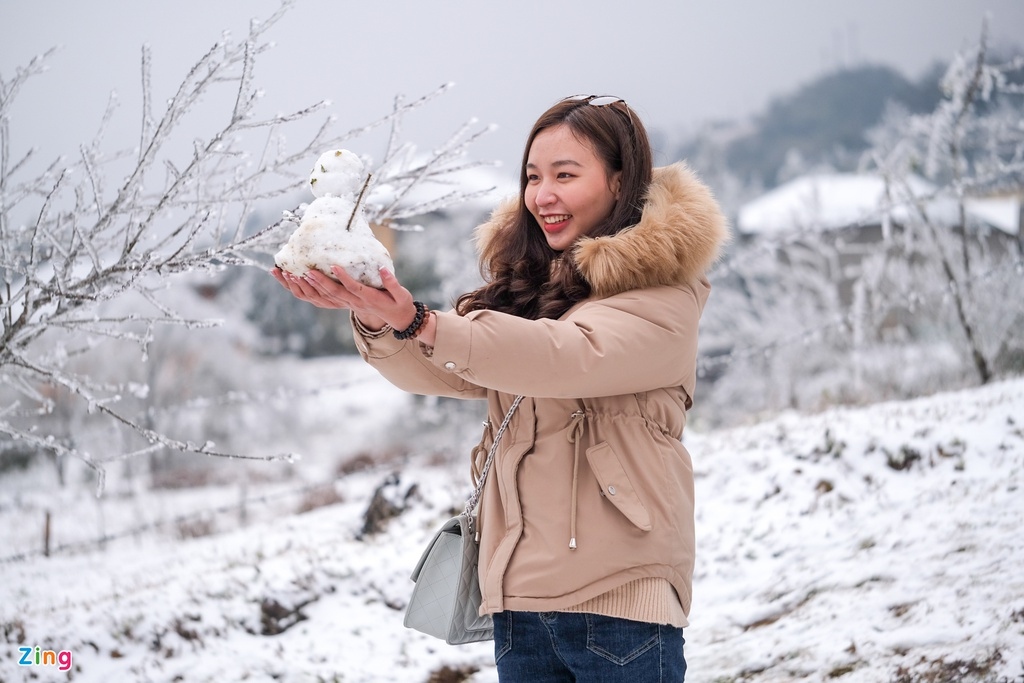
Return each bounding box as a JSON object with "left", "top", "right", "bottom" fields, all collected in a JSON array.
[{"left": 541, "top": 214, "right": 571, "bottom": 231}]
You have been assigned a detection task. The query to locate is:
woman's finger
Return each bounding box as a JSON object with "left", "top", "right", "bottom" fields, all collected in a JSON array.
[
  {"left": 300, "top": 269, "right": 356, "bottom": 301},
  {"left": 276, "top": 271, "right": 311, "bottom": 299},
  {"left": 329, "top": 266, "right": 377, "bottom": 299},
  {"left": 286, "top": 271, "right": 345, "bottom": 308},
  {"left": 273, "top": 267, "right": 361, "bottom": 311},
  {"left": 271, "top": 267, "right": 297, "bottom": 292},
  {"left": 378, "top": 267, "right": 409, "bottom": 301},
  {"left": 301, "top": 269, "right": 339, "bottom": 295}
]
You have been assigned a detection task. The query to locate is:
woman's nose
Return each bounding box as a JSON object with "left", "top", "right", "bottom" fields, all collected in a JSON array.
[{"left": 534, "top": 182, "right": 556, "bottom": 206}]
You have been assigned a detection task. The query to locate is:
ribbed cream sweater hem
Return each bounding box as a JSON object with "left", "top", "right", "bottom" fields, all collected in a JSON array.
[{"left": 558, "top": 577, "right": 688, "bottom": 628}]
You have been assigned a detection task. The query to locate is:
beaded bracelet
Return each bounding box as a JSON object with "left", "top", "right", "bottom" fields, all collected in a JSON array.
[{"left": 393, "top": 301, "right": 429, "bottom": 340}]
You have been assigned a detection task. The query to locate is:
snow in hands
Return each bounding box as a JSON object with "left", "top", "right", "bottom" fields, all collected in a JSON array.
[{"left": 274, "top": 150, "right": 394, "bottom": 289}]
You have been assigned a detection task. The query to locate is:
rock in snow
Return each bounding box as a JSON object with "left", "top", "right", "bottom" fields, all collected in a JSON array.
[{"left": 275, "top": 150, "right": 393, "bottom": 288}]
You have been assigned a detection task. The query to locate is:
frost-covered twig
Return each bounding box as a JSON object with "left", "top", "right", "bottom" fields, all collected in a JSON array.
[{"left": 370, "top": 115, "right": 498, "bottom": 224}]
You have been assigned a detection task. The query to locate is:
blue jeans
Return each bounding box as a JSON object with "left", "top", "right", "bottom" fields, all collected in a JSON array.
[{"left": 493, "top": 611, "right": 686, "bottom": 682}]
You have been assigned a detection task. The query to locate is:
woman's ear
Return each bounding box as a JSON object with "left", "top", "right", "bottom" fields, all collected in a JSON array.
[{"left": 610, "top": 171, "right": 622, "bottom": 200}]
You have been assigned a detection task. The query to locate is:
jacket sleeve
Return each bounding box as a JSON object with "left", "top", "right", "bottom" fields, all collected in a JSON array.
[
  {"left": 427, "top": 284, "right": 702, "bottom": 399},
  {"left": 350, "top": 314, "right": 488, "bottom": 400}
]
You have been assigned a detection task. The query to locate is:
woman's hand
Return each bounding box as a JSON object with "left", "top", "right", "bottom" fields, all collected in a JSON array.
[{"left": 270, "top": 265, "right": 418, "bottom": 333}]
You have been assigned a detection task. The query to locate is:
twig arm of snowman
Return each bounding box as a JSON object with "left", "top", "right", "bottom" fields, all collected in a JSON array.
[{"left": 346, "top": 174, "right": 373, "bottom": 232}]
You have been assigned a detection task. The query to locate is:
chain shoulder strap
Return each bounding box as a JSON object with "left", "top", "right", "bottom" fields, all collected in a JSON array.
[{"left": 463, "top": 395, "right": 524, "bottom": 518}]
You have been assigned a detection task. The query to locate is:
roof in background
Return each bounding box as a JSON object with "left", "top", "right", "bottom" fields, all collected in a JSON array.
[{"left": 738, "top": 173, "right": 1020, "bottom": 236}]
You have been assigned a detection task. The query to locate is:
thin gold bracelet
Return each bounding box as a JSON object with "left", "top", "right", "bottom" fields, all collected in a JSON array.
[{"left": 351, "top": 313, "right": 392, "bottom": 339}]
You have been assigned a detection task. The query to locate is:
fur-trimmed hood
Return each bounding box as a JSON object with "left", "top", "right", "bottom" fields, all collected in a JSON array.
[{"left": 476, "top": 162, "right": 730, "bottom": 298}]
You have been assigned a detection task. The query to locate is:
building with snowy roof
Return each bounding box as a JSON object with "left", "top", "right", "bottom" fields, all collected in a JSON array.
[
  {"left": 735, "top": 172, "right": 1021, "bottom": 304},
  {"left": 738, "top": 172, "right": 1020, "bottom": 238}
]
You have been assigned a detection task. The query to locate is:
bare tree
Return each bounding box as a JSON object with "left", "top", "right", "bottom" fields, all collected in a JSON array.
[
  {"left": 863, "top": 21, "right": 1024, "bottom": 385},
  {"left": 0, "top": 3, "right": 494, "bottom": 492}
]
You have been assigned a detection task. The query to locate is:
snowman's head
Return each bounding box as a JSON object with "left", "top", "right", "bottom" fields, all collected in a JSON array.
[{"left": 309, "top": 149, "right": 366, "bottom": 199}]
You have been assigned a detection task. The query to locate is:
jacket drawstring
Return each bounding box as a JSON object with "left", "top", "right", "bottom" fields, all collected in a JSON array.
[
  {"left": 566, "top": 410, "right": 586, "bottom": 550},
  {"left": 470, "top": 418, "right": 492, "bottom": 486}
]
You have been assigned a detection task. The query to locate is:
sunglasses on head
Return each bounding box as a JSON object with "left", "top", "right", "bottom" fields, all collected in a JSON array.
[
  {"left": 563, "top": 94, "right": 627, "bottom": 107},
  {"left": 562, "top": 94, "right": 637, "bottom": 137}
]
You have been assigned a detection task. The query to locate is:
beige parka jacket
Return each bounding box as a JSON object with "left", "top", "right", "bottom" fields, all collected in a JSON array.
[{"left": 351, "top": 163, "right": 729, "bottom": 623}]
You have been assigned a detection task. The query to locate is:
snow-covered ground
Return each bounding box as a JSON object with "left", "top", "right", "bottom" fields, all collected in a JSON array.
[{"left": 2, "top": 358, "right": 1022, "bottom": 682}]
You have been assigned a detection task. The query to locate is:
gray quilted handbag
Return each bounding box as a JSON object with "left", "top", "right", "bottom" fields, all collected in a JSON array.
[{"left": 404, "top": 396, "right": 524, "bottom": 645}]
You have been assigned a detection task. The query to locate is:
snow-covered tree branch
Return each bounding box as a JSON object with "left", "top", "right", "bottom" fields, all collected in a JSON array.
[{"left": 0, "top": 3, "right": 494, "bottom": 493}]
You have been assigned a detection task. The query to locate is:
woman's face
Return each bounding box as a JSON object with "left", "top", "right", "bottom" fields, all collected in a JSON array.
[{"left": 525, "top": 124, "right": 621, "bottom": 252}]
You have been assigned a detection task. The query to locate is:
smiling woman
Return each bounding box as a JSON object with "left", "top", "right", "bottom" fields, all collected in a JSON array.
[
  {"left": 525, "top": 124, "right": 621, "bottom": 252},
  {"left": 457, "top": 95, "right": 655, "bottom": 322},
  {"left": 273, "top": 94, "right": 729, "bottom": 682}
]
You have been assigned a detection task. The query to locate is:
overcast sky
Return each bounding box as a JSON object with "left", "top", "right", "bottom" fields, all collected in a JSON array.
[{"left": 2, "top": 0, "right": 1022, "bottom": 179}]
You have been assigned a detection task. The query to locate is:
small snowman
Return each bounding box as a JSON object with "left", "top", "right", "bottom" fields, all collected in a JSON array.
[{"left": 275, "top": 149, "right": 393, "bottom": 288}]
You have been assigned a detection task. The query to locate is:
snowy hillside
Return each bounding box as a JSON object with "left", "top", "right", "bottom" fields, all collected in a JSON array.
[{"left": 1, "top": 361, "right": 1022, "bottom": 683}]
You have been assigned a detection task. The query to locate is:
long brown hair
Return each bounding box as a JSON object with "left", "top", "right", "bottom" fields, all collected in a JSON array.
[{"left": 456, "top": 96, "right": 653, "bottom": 320}]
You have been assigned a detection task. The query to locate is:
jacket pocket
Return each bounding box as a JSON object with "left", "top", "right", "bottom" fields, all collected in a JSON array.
[{"left": 586, "top": 442, "right": 652, "bottom": 531}]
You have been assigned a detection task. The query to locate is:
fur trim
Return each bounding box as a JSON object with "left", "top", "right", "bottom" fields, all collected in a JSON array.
[
  {"left": 574, "top": 163, "right": 729, "bottom": 298},
  {"left": 474, "top": 197, "right": 518, "bottom": 270},
  {"left": 475, "top": 163, "right": 730, "bottom": 298}
]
